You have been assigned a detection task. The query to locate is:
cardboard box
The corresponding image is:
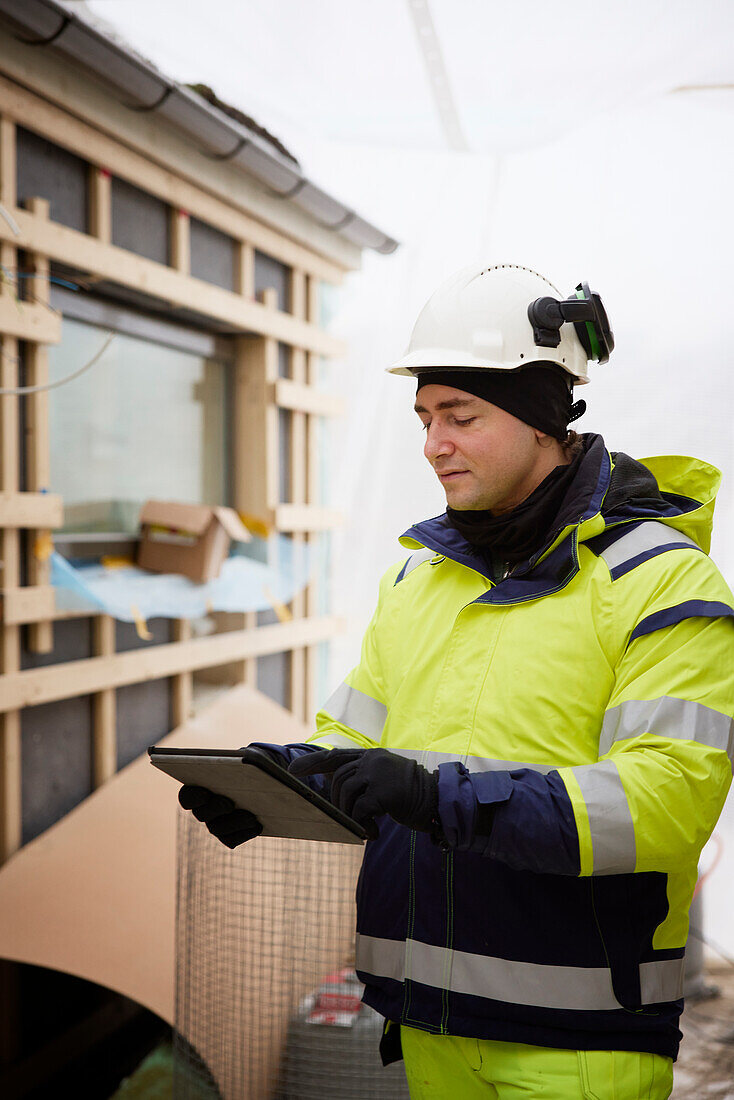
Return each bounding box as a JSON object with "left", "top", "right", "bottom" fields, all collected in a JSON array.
[{"left": 137, "top": 500, "right": 251, "bottom": 583}]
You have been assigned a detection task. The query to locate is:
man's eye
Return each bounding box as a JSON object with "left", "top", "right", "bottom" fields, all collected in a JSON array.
[
  {"left": 421, "top": 422, "right": 430, "bottom": 431},
  {"left": 455, "top": 418, "right": 475, "bottom": 426}
]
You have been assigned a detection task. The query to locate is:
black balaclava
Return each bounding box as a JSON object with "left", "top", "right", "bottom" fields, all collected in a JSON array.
[
  {"left": 416, "top": 364, "right": 587, "bottom": 572},
  {"left": 415, "top": 363, "right": 585, "bottom": 439}
]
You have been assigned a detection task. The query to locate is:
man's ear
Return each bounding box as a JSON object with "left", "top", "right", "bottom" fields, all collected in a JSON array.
[{"left": 534, "top": 428, "right": 555, "bottom": 448}]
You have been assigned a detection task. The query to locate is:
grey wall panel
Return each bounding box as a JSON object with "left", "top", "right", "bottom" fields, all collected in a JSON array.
[
  {"left": 21, "top": 617, "right": 92, "bottom": 669},
  {"left": 111, "top": 177, "right": 170, "bottom": 265},
  {"left": 254, "top": 250, "right": 290, "bottom": 312},
  {"left": 279, "top": 407, "right": 292, "bottom": 503},
  {"left": 278, "top": 342, "right": 290, "bottom": 378},
  {"left": 189, "top": 216, "right": 237, "bottom": 291},
  {"left": 114, "top": 618, "right": 172, "bottom": 769},
  {"left": 16, "top": 126, "right": 88, "bottom": 233},
  {"left": 21, "top": 695, "right": 93, "bottom": 845},
  {"left": 256, "top": 607, "right": 291, "bottom": 708},
  {"left": 116, "top": 679, "right": 172, "bottom": 770},
  {"left": 115, "top": 617, "right": 172, "bottom": 652}
]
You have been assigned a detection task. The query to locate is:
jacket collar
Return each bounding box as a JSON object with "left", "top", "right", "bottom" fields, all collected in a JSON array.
[{"left": 399, "top": 435, "right": 709, "bottom": 604}]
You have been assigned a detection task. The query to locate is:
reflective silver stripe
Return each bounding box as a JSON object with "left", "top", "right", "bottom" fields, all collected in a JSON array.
[
  {"left": 402, "top": 547, "right": 437, "bottom": 578},
  {"left": 321, "top": 682, "right": 387, "bottom": 742},
  {"left": 355, "top": 934, "right": 682, "bottom": 1010},
  {"left": 309, "top": 731, "right": 365, "bottom": 749},
  {"left": 571, "top": 761, "right": 636, "bottom": 874},
  {"left": 356, "top": 933, "right": 405, "bottom": 982},
  {"left": 640, "top": 957, "right": 685, "bottom": 1004},
  {"left": 599, "top": 697, "right": 734, "bottom": 759},
  {"left": 599, "top": 521, "right": 696, "bottom": 572},
  {"left": 395, "top": 747, "right": 557, "bottom": 774}
]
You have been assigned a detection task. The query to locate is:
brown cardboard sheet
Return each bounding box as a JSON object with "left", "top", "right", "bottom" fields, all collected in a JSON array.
[{"left": 0, "top": 685, "right": 308, "bottom": 1025}]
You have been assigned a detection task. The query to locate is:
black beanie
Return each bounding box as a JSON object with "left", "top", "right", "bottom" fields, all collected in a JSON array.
[{"left": 415, "top": 363, "right": 585, "bottom": 439}]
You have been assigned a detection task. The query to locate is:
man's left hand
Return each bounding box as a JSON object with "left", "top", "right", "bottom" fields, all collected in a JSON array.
[{"left": 288, "top": 748, "right": 438, "bottom": 841}]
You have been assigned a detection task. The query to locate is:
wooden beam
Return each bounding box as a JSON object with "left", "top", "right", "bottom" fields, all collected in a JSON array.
[
  {"left": 273, "top": 378, "right": 343, "bottom": 418},
  {"left": 171, "top": 619, "right": 193, "bottom": 727},
  {"left": 275, "top": 504, "right": 342, "bottom": 532},
  {"left": 304, "top": 277, "right": 322, "bottom": 724},
  {"left": 0, "top": 206, "right": 345, "bottom": 358},
  {"left": 0, "top": 493, "right": 63, "bottom": 529},
  {"left": 92, "top": 615, "right": 116, "bottom": 787},
  {"left": 170, "top": 208, "right": 190, "bottom": 276},
  {"left": 0, "top": 113, "right": 20, "bottom": 862},
  {"left": 0, "top": 585, "right": 55, "bottom": 625},
  {"left": 233, "top": 288, "right": 280, "bottom": 527},
  {"left": 88, "top": 166, "right": 111, "bottom": 244},
  {"left": 0, "top": 615, "right": 342, "bottom": 713},
  {"left": 235, "top": 241, "right": 254, "bottom": 298},
  {"left": 0, "top": 296, "right": 61, "bottom": 344},
  {"left": 22, "top": 198, "right": 53, "bottom": 654},
  {"left": 0, "top": 72, "right": 347, "bottom": 285}
]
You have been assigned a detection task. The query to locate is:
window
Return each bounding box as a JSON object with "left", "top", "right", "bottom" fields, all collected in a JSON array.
[{"left": 47, "top": 299, "right": 232, "bottom": 535}]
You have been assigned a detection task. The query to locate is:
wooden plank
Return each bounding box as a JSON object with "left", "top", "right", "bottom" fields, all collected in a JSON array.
[
  {"left": 275, "top": 504, "right": 342, "bottom": 532},
  {"left": 171, "top": 619, "right": 193, "bottom": 727},
  {"left": 0, "top": 296, "right": 61, "bottom": 344},
  {"left": 289, "top": 270, "right": 307, "bottom": 719},
  {"left": 89, "top": 166, "right": 111, "bottom": 244},
  {"left": 23, "top": 198, "right": 53, "bottom": 655},
  {"left": 0, "top": 72, "right": 347, "bottom": 285},
  {"left": 235, "top": 241, "right": 254, "bottom": 298},
  {"left": 0, "top": 615, "right": 343, "bottom": 713},
  {"left": 304, "top": 277, "right": 322, "bottom": 724},
  {"left": 170, "top": 208, "right": 190, "bottom": 275},
  {"left": 0, "top": 116, "right": 15, "bottom": 207},
  {"left": 92, "top": 615, "right": 116, "bottom": 787},
  {"left": 273, "top": 378, "right": 343, "bottom": 417},
  {"left": 1, "top": 585, "right": 55, "bottom": 625},
  {"left": 0, "top": 207, "right": 345, "bottom": 358},
  {"left": 0, "top": 493, "right": 63, "bottom": 529},
  {"left": 0, "top": 114, "right": 21, "bottom": 862}
]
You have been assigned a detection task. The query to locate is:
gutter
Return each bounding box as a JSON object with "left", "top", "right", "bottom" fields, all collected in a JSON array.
[{"left": 0, "top": 0, "right": 399, "bottom": 255}]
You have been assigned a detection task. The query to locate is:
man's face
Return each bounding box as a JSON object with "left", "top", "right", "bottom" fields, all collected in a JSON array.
[{"left": 414, "top": 383, "right": 548, "bottom": 513}]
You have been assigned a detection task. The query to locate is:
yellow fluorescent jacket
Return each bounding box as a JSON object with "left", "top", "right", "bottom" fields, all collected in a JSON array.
[{"left": 308, "top": 438, "right": 734, "bottom": 1058}]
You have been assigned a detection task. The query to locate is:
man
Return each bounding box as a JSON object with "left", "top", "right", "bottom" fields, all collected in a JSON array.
[{"left": 180, "top": 264, "right": 734, "bottom": 1098}]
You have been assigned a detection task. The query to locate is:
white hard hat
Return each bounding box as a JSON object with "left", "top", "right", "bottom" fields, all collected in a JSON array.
[{"left": 387, "top": 263, "right": 612, "bottom": 385}]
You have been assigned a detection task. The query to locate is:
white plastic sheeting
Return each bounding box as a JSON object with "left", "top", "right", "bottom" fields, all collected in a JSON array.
[
  {"left": 78, "top": 0, "right": 734, "bottom": 953},
  {"left": 51, "top": 538, "right": 315, "bottom": 622}
]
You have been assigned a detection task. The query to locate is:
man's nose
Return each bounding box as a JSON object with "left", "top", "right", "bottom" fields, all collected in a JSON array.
[{"left": 424, "top": 423, "right": 455, "bottom": 462}]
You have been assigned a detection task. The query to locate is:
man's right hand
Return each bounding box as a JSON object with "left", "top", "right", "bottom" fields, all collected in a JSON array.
[{"left": 178, "top": 785, "right": 263, "bottom": 849}]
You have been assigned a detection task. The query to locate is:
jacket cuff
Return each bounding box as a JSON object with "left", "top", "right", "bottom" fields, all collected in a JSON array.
[{"left": 436, "top": 762, "right": 513, "bottom": 854}]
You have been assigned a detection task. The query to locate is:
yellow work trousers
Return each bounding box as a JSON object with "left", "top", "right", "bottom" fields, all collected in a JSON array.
[{"left": 401, "top": 1026, "right": 674, "bottom": 1099}]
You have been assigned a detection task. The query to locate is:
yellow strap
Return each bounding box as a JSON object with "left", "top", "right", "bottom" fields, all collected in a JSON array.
[
  {"left": 130, "top": 604, "right": 152, "bottom": 641},
  {"left": 263, "top": 585, "right": 292, "bottom": 623},
  {"left": 34, "top": 532, "right": 54, "bottom": 561}
]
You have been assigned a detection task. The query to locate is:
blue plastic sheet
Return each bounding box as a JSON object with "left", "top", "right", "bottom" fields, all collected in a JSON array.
[{"left": 50, "top": 536, "right": 316, "bottom": 623}]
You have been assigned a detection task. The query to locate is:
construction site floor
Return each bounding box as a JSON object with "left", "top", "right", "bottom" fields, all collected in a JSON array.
[{"left": 673, "top": 964, "right": 734, "bottom": 1098}]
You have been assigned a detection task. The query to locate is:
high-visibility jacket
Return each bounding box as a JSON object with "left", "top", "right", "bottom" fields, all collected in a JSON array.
[{"left": 266, "top": 435, "right": 734, "bottom": 1061}]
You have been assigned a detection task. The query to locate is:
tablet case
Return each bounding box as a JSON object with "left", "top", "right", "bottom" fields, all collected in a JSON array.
[{"left": 148, "top": 746, "right": 367, "bottom": 844}]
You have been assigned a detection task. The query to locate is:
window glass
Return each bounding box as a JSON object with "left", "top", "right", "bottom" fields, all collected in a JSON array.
[{"left": 48, "top": 317, "right": 229, "bottom": 533}]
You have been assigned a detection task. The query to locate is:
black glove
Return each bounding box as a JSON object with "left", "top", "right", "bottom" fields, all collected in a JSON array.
[
  {"left": 288, "top": 748, "right": 439, "bottom": 841},
  {"left": 178, "top": 785, "right": 263, "bottom": 849}
]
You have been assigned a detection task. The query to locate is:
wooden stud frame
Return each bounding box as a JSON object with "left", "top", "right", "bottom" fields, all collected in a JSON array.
[{"left": 0, "top": 77, "right": 348, "bottom": 860}]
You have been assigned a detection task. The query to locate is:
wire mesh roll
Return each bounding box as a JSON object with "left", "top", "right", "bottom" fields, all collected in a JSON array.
[{"left": 173, "top": 810, "right": 409, "bottom": 1098}]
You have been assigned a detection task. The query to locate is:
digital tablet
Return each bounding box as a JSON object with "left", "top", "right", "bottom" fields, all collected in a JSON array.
[{"left": 148, "top": 746, "right": 367, "bottom": 844}]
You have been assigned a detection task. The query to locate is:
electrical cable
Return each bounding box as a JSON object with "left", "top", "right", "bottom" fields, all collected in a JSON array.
[{"left": 0, "top": 329, "right": 116, "bottom": 395}]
